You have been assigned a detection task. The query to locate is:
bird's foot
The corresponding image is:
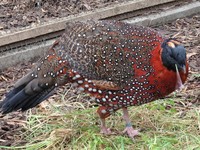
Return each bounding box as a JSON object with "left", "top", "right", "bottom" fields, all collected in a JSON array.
[
  {"left": 123, "top": 126, "right": 139, "bottom": 140},
  {"left": 100, "top": 126, "right": 112, "bottom": 134}
]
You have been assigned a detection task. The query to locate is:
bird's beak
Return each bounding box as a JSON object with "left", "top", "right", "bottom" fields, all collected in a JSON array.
[{"left": 175, "top": 64, "right": 184, "bottom": 90}]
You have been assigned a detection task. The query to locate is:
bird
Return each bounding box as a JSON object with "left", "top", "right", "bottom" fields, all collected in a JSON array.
[{"left": 0, "top": 20, "right": 188, "bottom": 140}]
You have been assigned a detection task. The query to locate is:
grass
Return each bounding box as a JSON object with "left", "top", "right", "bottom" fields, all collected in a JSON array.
[
  {"left": 0, "top": 95, "right": 199, "bottom": 150},
  {"left": 192, "top": 74, "right": 200, "bottom": 78}
]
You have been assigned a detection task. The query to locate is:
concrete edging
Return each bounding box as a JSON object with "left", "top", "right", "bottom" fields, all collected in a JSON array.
[
  {"left": 125, "top": 1, "right": 200, "bottom": 26},
  {"left": 0, "top": 0, "right": 200, "bottom": 70}
]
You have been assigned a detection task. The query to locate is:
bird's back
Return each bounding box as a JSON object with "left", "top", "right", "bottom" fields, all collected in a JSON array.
[{"left": 54, "top": 20, "right": 163, "bottom": 88}]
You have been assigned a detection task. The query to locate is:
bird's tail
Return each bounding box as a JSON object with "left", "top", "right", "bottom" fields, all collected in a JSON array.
[
  {"left": 0, "top": 74, "right": 55, "bottom": 114},
  {"left": 0, "top": 41, "right": 69, "bottom": 114}
]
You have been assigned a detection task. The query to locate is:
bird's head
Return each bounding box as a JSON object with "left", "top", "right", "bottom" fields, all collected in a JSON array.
[
  {"left": 161, "top": 38, "right": 187, "bottom": 74},
  {"left": 161, "top": 38, "right": 188, "bottom": 90}
]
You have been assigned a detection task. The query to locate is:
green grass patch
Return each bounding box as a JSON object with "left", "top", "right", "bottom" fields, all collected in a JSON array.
[{"left": 0, "top": 97, "right": 199, "bottom": 150}]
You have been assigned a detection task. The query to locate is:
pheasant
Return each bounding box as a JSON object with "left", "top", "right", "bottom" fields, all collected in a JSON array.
[{"left": 0, "top": 20, "right": 188, "bottom": 139}]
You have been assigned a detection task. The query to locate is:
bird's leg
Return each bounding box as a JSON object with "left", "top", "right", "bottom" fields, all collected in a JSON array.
[
  {"left": 122, "top": 107, "right": 139, "bottom": 139},
  {"left": 97, "top": 106, "right": 112, "bottom": 134},
  {"left": 99, "top": 117, "right": 112, "bottom": 134}
]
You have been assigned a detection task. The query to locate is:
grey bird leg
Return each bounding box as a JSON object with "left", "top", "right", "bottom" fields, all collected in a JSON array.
[
  {"left": 122, "top": 107, "right": 139, "bottom": 140},
  {"left": 100, "top": 117, "right": 112, "bottom": 134}
]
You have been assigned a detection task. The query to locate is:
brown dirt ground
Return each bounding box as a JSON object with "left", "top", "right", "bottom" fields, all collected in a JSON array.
[
  {"left": 0, "top": 13, "right": 200, "bottom": 146},
  {"left": 0, "top": 0, "right": 193, "bottom": 34},
  {"left": 0, "top": 0, "right": 125, "bottom": 31}
]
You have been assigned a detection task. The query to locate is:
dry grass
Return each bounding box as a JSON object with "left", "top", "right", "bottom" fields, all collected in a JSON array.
[{"left": 0, "top": 88, "right": 199, "bottom": 150}]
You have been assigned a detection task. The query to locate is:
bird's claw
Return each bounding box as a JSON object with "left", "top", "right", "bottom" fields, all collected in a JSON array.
[
  {"left": 100, "top": 127, "right": 112, "bottom": 135},
  {"left": 123, "top": 126, "right": 139, "bottom": 140}
]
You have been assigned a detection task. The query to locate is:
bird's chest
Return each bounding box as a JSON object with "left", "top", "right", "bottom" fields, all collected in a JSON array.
[
  {"left": 85, "top": 68, "right": 177, "bottom": 109},
  {"left": 109, "top": 70, "right": 177, "bottom": 107}
]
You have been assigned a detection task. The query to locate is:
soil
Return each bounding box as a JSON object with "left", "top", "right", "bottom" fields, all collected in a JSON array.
[
  {"left": 0, "top": 0, "right": 125, "bottom": 31},
  {"left": 0, "top": 12, "right": 199, "bottom": 147}
]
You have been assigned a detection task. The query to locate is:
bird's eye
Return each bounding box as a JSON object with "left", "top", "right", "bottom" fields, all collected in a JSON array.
[
  {"left": 167, "top": 42, "right": 175, "bottom": 48},
  {"left": 167, "top": 39, "right": 180, "bottom": 48}
]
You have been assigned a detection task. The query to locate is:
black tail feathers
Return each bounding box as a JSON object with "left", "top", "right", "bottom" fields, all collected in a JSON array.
[
  {"left": 0, "top": 70, "right": 56, "bottom": 114},
  {"left": 0, "top": 44, "right": 68, "bottom": 114},
  {"left": 0, "top": 86, "right": 55, "bottom": 114}
]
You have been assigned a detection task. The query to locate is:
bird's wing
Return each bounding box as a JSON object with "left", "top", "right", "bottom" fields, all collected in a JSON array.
[{"left": 54, "top": 20, "right": 161, "bottom": 89}]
